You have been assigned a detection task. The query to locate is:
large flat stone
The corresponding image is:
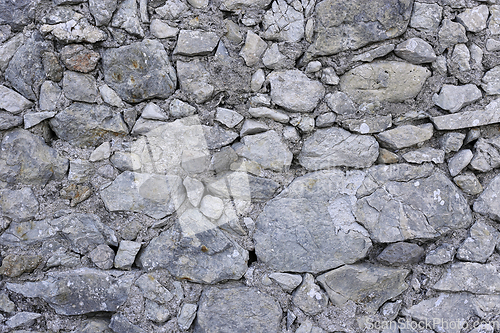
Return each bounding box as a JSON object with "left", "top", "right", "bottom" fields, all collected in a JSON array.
[
  {"left": 433, "top": 262, "right": 500, "bottom": 294},
  {"left": 431, "top": 98, "right": 500, "bottom": 130}
]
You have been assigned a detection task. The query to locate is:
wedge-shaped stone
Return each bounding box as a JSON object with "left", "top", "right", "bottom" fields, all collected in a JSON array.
[
  {"left": 474, "top": 174, "right": 500, "bottom": 221},
  {"left": 173, "top": 30, "right": 219, "bottom": 56},
  {"left": 431, "top": 98, "right": 500, "bottom": 130},
  {"left": 0, "top": 85, "right": 32, "bottom": 113},
  {"left": 376, "top": 124, "right": 433, "bottom": 150},
  {"left": 433, "top": 262, "right": 500, "bottom": 294},
  {"left": 340, "top": 61, "right": 431, "bottom": 103},
  {"left": 317, "top": 263, "right": 409, "bottom": 314}
]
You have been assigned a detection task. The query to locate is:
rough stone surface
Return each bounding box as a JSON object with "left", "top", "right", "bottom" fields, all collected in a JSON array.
[
  {"left": 402, "top": 147, "right": 445, "bottom": 164},
  {"left": 457, "top": 221, "right": 499, "bottom": 263},
  {"left": 174, "top": 30, "right": 219, "bottom": 56},
  {"left": 292, "top": 273, "right": 328, "bottom": 315},
  {"left": 376, "top": 124, "right": 433, "bottom": 150},
  {"left": 377, "top": 242, "right": 424, "bottom": 266},
  {"left": 474, "top": 174, "right": 500, "bottom": 221},
  {"left": 394, "top": 38, "right": 436, "bottom": 64},
  {"left": 63, "top": 71, "right": 98, "bottom": 103},
  {"left": 448, "top": 149, "right": 473, "bottom": 176},
  {"left": 433, "top": 262, "right": 500, "bottom": 294},
  {"left": 60, "top": 44, "right": 100, "bottom": 73},
  {"left": 410, "top": 2, "right": 442, "bottom": 31},
  {"left": 432, "top": 84, "right": 482, "bottom": 113},
  {"left": 239, "top": 31, "right": 267, "bottom": 67}
]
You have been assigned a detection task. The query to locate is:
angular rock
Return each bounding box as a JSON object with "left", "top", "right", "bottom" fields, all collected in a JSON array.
[
  {"left": 376, "top": 124, "right": 433, "bottom": 150},
  {"left": 177, "top": 59, "right": 214, "bottom": 103},
  {"left": 457, "top": 5, "right": 489, "bottom": 32},
  {"left": 215, "top": 107, "right": 243, "bottom": 128},
  {"left": 0, "top": 187, "right": 39, "bottom": 222},
  {"left": 114, "top": 240, "right": 141, "bottom": 270},
  {"left": 299, "top": 127, "right": 379, "bottom": 170},
  {"left": 315, "top": 112, "right": 336, "bottom": 128},
  {"left": 269, "top": 273, "right": 302, "bottom": 292},
  {"left": 0, "top": 0, "right": 36, "bottom": 31},
  {"left": 195, "top": 286, "right": 282, "bottom": 333},
  {"left": 145, "top": 299, "right": 170, "bottom": 323},
  {"left": 205, "top": 171, "right": 279, "bottom": 202},
  {"left": 89, "top": 0, "right": 118, "bottom": 26},
  {"left": 268, "top": 70, "right": 325, "bottom": 112},
  {"left": 40, "top": 16, "right": 107, "bottom": 44},
  {"left": 63, "top": 71, "right": 98, "bottom": 103},
  {"left": 221, "top": 0, "right": 272, "bottom": 11},
  {"left": 60, "top": 44, "right": 100, "bottom": 73},
  {"left": 0, "top": 33, "right": 23, "bottom": 71},
  {"left": 262, "top": 43, "right": 287, "bottom": 69},
  {"left": 317, "top": 263, "right": 409, "bottom": 314},
  {"left": 109, "top": 313, "right": 145, "bottom": 333},
  {"left": 262, "top": 0, "right": 304, "bottom": 42},
  {"left": 402, "top": 147, "right": 445, "bottom": 164},
  {"left": 326, "top": 92, "right": 356, "bottom": 116},
  {"left": 454, "top": 173, "right": 483, "bottom": 195},
  {"left": 240, "top": 30, "right": 267, "bottom": 67},
  {"left": 101, "top": 171, "right": 186, "bottom": 219},
  {"left": 0, "top": 112, "right": 21, "bottom": 130},
  {"left": 255, "top": 170, "right": 372, "bottom": 273},
  {"left": 0, "top": 129, "right": 68, "bottom": 185},
  {"left": 89, "top": 244, "right": 115, "bottom": 270},
  {"left": 240, "top": 119, "right": 268, "bottom": 137},
  {"left": 50, "top": 102, "right": 128, "bottom": 147},
  {"left": 425, "top": 243, "right": 455, "bottom": 265},
  {"left": 135, "top": 273, "right": 173, "bottom": 304},
  {"left": 482, "top": 66, "right": 500, "bottom": 95},
  {"left": 340, "top": 61, "right": 431, "bottom": 103},
  {"left": 173, "top": 30, "right": 219, "bottom": 56},
  {"left": 474, "top": 174, "right": 500, "bottom": 221},
  {"left": 433, "top": 262, "right": 500, "bottom": 294},
  {"left": 448, "top": 149, "right": 473, "bottom": 176},
  {"left": 470, "top": 136, "right": 500, "bottom": 172},
  {"left": 110, "top": 0, "right": 144, "bottom": 37},
  {"left": 457, "top": 221, "right": 499, "bottom": 263},
  {"left": 177, "top": 303, "right": 197, "bottom": 330},
  {"left": 341, "top": 115, "right": 392, "bottom": 134},
  {"left": 7, "top": 268, "right": 133, "bottom": 315},
  {"left": 248, "top": 107, "right": 289, "bottom": 123},
  {"left": 199, "top": 195, "right": 224, "bottom": 220},
  {"left": 394, "top": 38, "right": 436, "bottom": 64},
  {"left": 137, "top": 209, "right": 248, "bottom": 283},
  {"left": 5, "top": 312, "right": 41, "bottom": 329},
  {"left": 307, "top": 0, "right": 414, "bottom": 56},
  {"left": 449, "top": 43, "right": 471, "bottom": 75},
  {"left": 441, "top": 132, "right": 466, "bottom": 154},
  {"left": 431, "top": 101, "right": 500, "bottom": 131},
  {"left": 352, "top": 44, "right": 395, "bottom": 63},
  {"left": 438, "top": 19, "right": 468, "bottom": 51},
  {"left": 90, "top": 142, "right": 111, "bottom": 162},
  {"left": 103, "top": 39, "right": 177, "bottom": 103},
  {"left": 0, "top": 254, "right": 41, "bottom": 277},
  {"left": 0, "top": 294, "right": 15, "bottom": 313},
  {"left": 321, "top": 67, "right": 340, "bottom": 85},
  {"left": 203, "top": 125, "right": 238, "bottom": 150},
  {"left": 432, "top": 84, "right": 482, "bottom": 113},
  {"left": 292, "top": 273, "right": 328, "bottom": 315},
  {"left": 150, "top": 19, "right": 178, "bottom": 38},
  {"left": 110, "top": 152, "right": 141, "bottom": 172},
  {"left": 169, "top": 99, "right": 196, "bottom": 119},
  {"left": 99, "top": 84, "right": 124, "bottom": 107},
  {"left": 377, "top": 242, "right": 424, "bottom": 266},
  {"left": 141, "top": 102, "right": 167, "bottom": 120},
  {"left": 0, "top": 85, "right": 33, "bottom": 113},
  {"left": 409, "top": 2, "right": 442, "bottom": 31},
  {"left": 355, "top": 165, "right": 472, "bottom": 243},
  {"left": 39, "top": 81, "right": 62, "bottom": 111}
]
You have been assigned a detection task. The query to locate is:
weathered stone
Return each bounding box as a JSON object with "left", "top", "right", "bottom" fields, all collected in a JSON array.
[
  {"left": 377, "top": 242, "right": 424, "bottom": 266},
  {"left": 239, "top": 119, "right": 268, "bottom": 137},
  {"left": 42, "top": 50, "right": 64, "bottom": 82},
  {"left": 60, "top": 44, "right": 100, "bottom": 73},
  {"left": 292, "top": 273, "right": 328, "bottom": 315},
  {"left": 248, "top": 107, "right": 289, "bottom": 123},
  {"left": 0, "top": 33, "right": 23, "bottom": 71},
  {"left": 0, "top": 85, "right": 32, "bottom": 113},
  {"left": 431, "top": 102, "right": 500, "bottom": 131},
  {"left": 177, "top": 59, "right": 214, "bottom": 104},
  {"left": 173, "top": 30, "right": 219, "bottom": 56},
  {"left": 177, "top": 303, "right": 197, "bottom": 330},
  {"left": 470, "top": 136, "right": 500, "bottom": 172},
  {"left": 305, "top": 61, "right": 322, "bottom": 73},
  {"left": 89, "top": 244, "right": 115, "bottom": 269},
  {"left": 448, "top": 149, "right": 473, "bottom": 176},
  {"left": 114, "top": 240, "right": 141, "bottom": 270},
  {"left": 307, "top": 0, "right": 413, "bottom": 56},
  {"left": 268, "top": 70, "right": 325, "bottom": 112},
  {"left": 110, "top": 152, "right": 141, "bottom": 172},
  {"left": 5, "top": 312, "right": 41, "bottom": 329},
  {"left": 0, "top": 129, "right": 68, "bottom": 185},
  {"left": 199, "top": 195, "right": 224, "bottom": 220},
  {"left": 240, "top": 30, "right": 267, "bottom": 66},
  {"left": 355, "top": 165, "right": 472, "bottom": 243},
  {"left": 40, "top": 15, "right": 107, "bottom": 44},
  {"left": 474, "top": 174, "right": 500, "bottom": 221},
  {"left": 109, "top": 313, "right": 145, "bottom": 333},
  {"left": 457, "top": 5, "right": 489, "bottom": 32},
  {"left": 220, "top": 0, "right": 272, "bottom": 11},
  {"left": 425, "top": 243, "right": 455, "bottom": 265},
  {"left": 90, "top": 142, "right": 111, "bottom": 162},
  {"left": 321, "top": 67, "right": 340, "bottom": 85},
  {"left": 395, "top": 38, "right": 436, "bottom": 64},
  {"left": 137, "top": 209, "right": 248, "bottom": 283},
  {"left": 341, "top": 115, "right": 392, "bottom": 134},
  {"left": 101, "top": 171, "right": 186, "bottom": 219},
  {"left": 135, "top": 273, "right": 173, "bottom": 304},
  {"left": 454, "top": 173, "right": 483, "bottom": 195},
  {"left": 439, "top": 19, "right": 468, "bottom": 51},
  {"left": 89, "top": 0, "right": 117, "bottom": 26},
  {"left": 150, "top": 19, "right": 178, "bottom": 38},
  {"left": 441, "top": 132, "right": 466, "bottom": 154},
  {"left": 50, "top": 102, "right": 128, "bottom": 147},
  {"left": 262, "top": 43, "right": 287, "bottom": 69},
  {"left": 317, "top": 263, "right": 409, "bottom": 314},
  {"left": 255, "top": 170, "right": 372, "bottom": 273},
  {"left": 269, "top": 273, "right": 302, "bottom": 292},
  {"left": 326, "top": 92, "right": 356, "bottom": 116},
  {"left": 486, "top": 38, "right": 500, "bottom": 52},
  {"left": 195, "top": 286, "right": 281, "bottom": 333},
  {"left": 315, "top": 112, "right": 336, "bottom": 128},
  {"left": 145, "top": 299, "right": 170, "bottom": 323},
  {"left": 99, "top": 84, "right": 124, "bottom": 107},
  {"left": 103, "top": 39, "right": 177, "bottom": 103},
  {"left": 0, "top": 254, "right": 41, "bottom": 277},
  {"left": 340, "top": 62, "right": 431, "bottom": 104},
  {"left": 0, "top": 0, "right": 36, "bottom": 31},
  {"left": 38, "top": 81, "right": 61, "bottom": 112},
  {"left": 205, "top": 171, "right": 279, "bottom": 202},
  {"left": 433, "top": 262, "right": 500, "bottom": 294},
  {"left": 0, "top": 187, "right": 38, "bottom": 222},
  {"left": 110, "top": 0, "right": 143, "bottom": 37},
  {"left": 449, "top": 44, "right": 471, "bottom": 76},
  {"left": 376, "top": 124, "right": 433, "bottom": 150},
  {"left": 402, "top": 147, "right": 445, "bottom": 164},
  {"left": 169, "top": 99, "right": 195, "bottom": 119},
  {"left": 489, "top": 5, "right": 500, "bottom": 34},
  {"left": 432, "top": 84, "right": 482, "bottom": 113},
  {"left": 299, "top": 127, "right": 379, "bottom": 170},
  {"left": 60, "top": 184, "right": 92, "bottom": 207},
  {"left": 457, "top": 221, "right": 499, "bottom": 263},
  {"left": 63, "top": 71, "right": 98, "bottom": 103},
  {"left": 482, "top": 66, "right": 500, "bottom": 95},
  {"left": 352, "top": 44, "right": 395, "bottom": 62},
  {"left": 140, "top": 102, "right": 166, "bottom": 121},
  {"left": 262, "top": 0, "right": 304, "bottom": 42},
  {"left": 0, "top": 293, "right": 15, "bottom": 313},
  {"left": 409, "top": 2, "right": 442, "bottom": 31},
  {"left": 215, "top": 107, "right": 243, "bottom": 128}
]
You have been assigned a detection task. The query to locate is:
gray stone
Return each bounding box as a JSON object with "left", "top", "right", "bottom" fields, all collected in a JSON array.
[
  {"left": 101, "top": 171, "right": 186, "bottom": 219},
  {"left": 0, "top": 129, "right": 68, "bottom": 185},
  {"left": 449, "top": 44, "right": 471, "bottom": 77},
  {"left": 0, "top": 188, "right": 38, "bottom": 222},
  {"left": 183, "top": 177, "right": 205, "bottom": 207},
  {"left": 240, "top": 119, "right": 268, "bottom": 137},
  {"left": 135, "top": 273, "right": 173, "bottom": 304},
  {"left": 395, "top": 38, "right": 436, "bottom": 64},
  {"left": 169, "top": 99, "right": 196, "bottom": 119},
  {"left": 90, "top": 142, "right": 111, "bottom": 162},
  {"left": 433, "top": 262, "right": 500, "bottom": 294},
  {"left": 320, "top": 67, "right": 340, "bottom": 85},
  {"left": 296, "top": 115, "right": 315, "bottom": 133},
  {"left": 410, "top": 2, "right": 442, "bottom": 31},
  {"left": 177, "top": 59, "right": 214, "bottom": 104},
  {"left": 221, "top": 0, "right": 272, "bottom": 11},
  {"left": 63, "top": 71, "right": 98, "bottom": 103},
  {"left": 50, "top": 102, "right": 128, "bottom": 147},
  {"left": 202, "top": 125, "right": 238, "bottom": 150},
  {"left": 177, "top": 303, "right": 197, "bottom": 330},
  {"left": 99, "top": 84, "right": 124, "bottom": 107},
  {"left": 0, "top": 253, "right": 41, "bottom": 277},
  {"left": 352, "top": 44, "right": 395, "bottom": 62},
  {"left": 110, "top": 152, "right": 142, "bottom": 171},
  {"left": 39, "top": 81, "right": 61, "bottom": 111},
  {"left": 299, "top": 127, "right": 379, "bottom": 170},
  {"left": 377, "top": 242, "right": 424, "bottom": 266},
  {"left": 425, "top": 243, "right": 455, "bottom": 265},
  {"left": 68, "top": 158, "right": 93, "bottom": 183},
  {"left": 482, "top": 66, "right": 500, "bottom": 95},
  {"left": 262, "top": 0, "right": 304, "bottom": 42},
  {"left": 141, "top": 102, "right": 167, "bottom": 121},
  {"left": 317, "top": 263, "right": 409, "bottom": 314},
  {"left": 45, "top": 249, "right": 80, "bottom": 269},
  {"left": 145, "top": 299, "right": 170, "bottom": 323},
  {"left": 305, "top": 61, "right": 322, "bottom": 73},
  {"left": 454, "top": 173, "right": 483, "bottom": 195},
  {"left": 474, "top": 174, "right": 500, "bottom": 221},
  {"left": 205, "top": 171, "right": 280, "bottom": 202},
  {"left": 431, "top": 101, "right": 500, "bottom": 131},
  {"left": 355, "top": 165, "right": 472, "bottom": 243},
  {"left": 307, "top": 0, "right": 413, "bottom": 56},
  {"left": 376, "top": 124, "right": 433, "bottom": 150},
  {"left": 341, "top": 115, "right": 392, "bottom": 134},
  {"left": 486, "top": 38, "right": 500, "bottom": 52},
  {"left": 432, "top": 84, "right": 482, "bottom": 113},
  {"left": 103, "top": 39, "right": 177, "bottom": 103},
  {"left": 262, "top": 43, "right": 287, "bottom": 69},
  {"left": 248, "top": 107, "right": 289, "bottom": 123},
  {"left": 0, "top": 85, "right": 32, "bottom": 113},
  {"left": 315, "top": 112, "right": 336, "bottom": 128},
  {"left": 40, "top": 15, "right": 107, "bottom": 43},
  {"left": 326, "top": 92, "right": 356, "bottom": 116},
  {"left": 194, "top": 286, "right": 281, "bottom": 333},
  {"left": 0, "top": 293, "right": 15, "bottom": 313},
  {"left": 60, "top": 44, "right": 100, "bottom": 73},
  {"left": 109, "top": 313, "right": 145, "bottom": 333},
  {"left": 268, "top": 70, "right": 325, "bottom": 112},
  {"left": 402, "top": 147, "right": 445, "bottom": 164},
  {"left": 448, "top": 149, "right": 473, "bottom": 176},
  {"left": 457, "top": 221, "right": 499, "bottom": 263},
  {"left": 110, "top": 0, "right": 144, "bottom": 37},
  {"left": 250, "top": 69, "right": 265, "bottom": 92},
  {"left": 0, "top": 111, "right": 21, "bottom": 130},
  {"left": 441, "top": 132, "right": 466, "bottom": 153},
  {"left": 239, "top": 30, "right": 267, "bottom": 66},
  {"left": 42, "top": 50, "right": 64, "bottom": 82},
  {"left": 268, "top": 273, "right": 302, "bottom": 292},
  {"left": 340, "top": 62, "right": 431, "bottom": 104},
  {"left": 150, "top": 19, "right": 178, "bottom": 38},
  {"left": 137, "top": 209, "right": 248, "bottom": 284},
  {"left": 155, "top": 0, "right": 188, "bottom": 18},
  {"left": 471, "top": 136, "right": 500, "bottom": 173},
  {"left": 89, "top": 0, "right": 117, "bottom": 26},
  {"left": 174, "top": 30, "right": 219, "bottom": 56},
  {"left": 255, "top": 170, "right": 372, "bottom": 273},
  {"left": 6, "top": 268, "right": 133, "bottom": 315},
  {"left": 490, "top": 5, "right": 500, "bottom": 34},
  {"left": 5, "top": 312, "right": 41, "bottom": 329},
  {"left": 114, "top": 240, "right": 141, "bottom": 270},
  {"left": 89, "top": 244, "right": 115, "bottom": 269},
  {"left": 439, "top": 19, "right": 468, "bottom": 51},
  {"left": 292, "top": 273, "right": 328, "bottom": 315},
  {"left": 457, "top": 5, "right": 489, "bottom": 32},
  {"left": 215, "top": 107, "right": 243, "bottom": 128},
  {"left": 0, "top": 0, "right": 36, "bottom": 31}
]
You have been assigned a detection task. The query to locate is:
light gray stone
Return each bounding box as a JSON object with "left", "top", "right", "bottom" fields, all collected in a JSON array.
[
  {"left": 449, "top": 43, "right": 471, "bottom": 75},
  {"left": 103, "top": 39, "right": 177, "bottom": 103},
  {"left": 307, "top": 0, "right": 413, "bottom": 56},
  {"left": 454, "top": 173, "right": 483, "bottom": 195},
  {"left": 6, "top": 312, "right": 41, "bottom": 329},
  {"left": 402, "top": 147, "right": 445, "bottom": 164},
  {"left": 110, "top": 152, "right": 142, "bottom": 171},
  {"left": 63, "top": 71, "right": 98, "bottom": 103},
  {"left": 240, "top": 30, "right": 267, "bottom": 66},
  {"left": 101, "top": 171, "right": 186, "bottom": 219},
  {"left": 0, "top": 111, "right": 22, "bottom": 130},
  {"left": 315, "top": 112, "right": 336, "bottom": 128},
  {"left": 194, "top": 286, "right": 282, "bottom": 333},
  {"left": 474, "top": 174, "right": 500, "bottom": 220},
  {"left": 221, "top": 0, "right": 272, "bottom": 11},
  {"left": 183, "top": 177, "right": 205, "bottom": 207},
  {"left": 425, "top": 243, "right": 455, "bottom": 265},
  {"left": 317, "top": 263, "right": 409, "bottom": 314},
  {"left": 305, "top": 61, "right": 322, "bottom": 73},
  {"left": 142, "top": 102, "right": 167, "bottom": 120},
  {"left": 262, "top": 43, "right": 287, "bottom": 69},
  {"left": 431, "top": 100, "right": 500, "bottom": 131},
  {"left": 439, "top": 19, "right": 468, "bottom": 51},
  {"left": 441, "top": 132, "right": 466, "bottom": 153},
  {"left": 470, "top": 136, "right": 500, "bottom": 172},
  {"left": 482, "top": 66, "right": 500, "bottom": 95},
  {"left": 250, "top": 69, "right": 265, "bottom": 92},
  {"left": 352, "top": 44, "right": 395, "bottom": 62},
  {"left": 174, "top": 30, "right": 219, "bottom": 56},
  {"left": 262, "top": 0, "right": 304, "bottom": 42},
  {"left": 457, "top": 221, "right": 499, "bottom": 263},
  {"left": 268, "top": 273, "right": 302, "bottom": 292},
  {"left": 410, "top": 2, "right": 442, "bottom": 31},
  {"left": 340, "top": 61, "right": 431, "bottom": 104},
  {"left": 320, "top": 67, "right": 340, "bottom": 85},
  {"left": 240, "top": 119, "right": 268, "bottom": 137},
  {"left": 0, "top": 85, "right": 33, "bottom": 113},
  {"left": 292, "top": 273, "right": 328, "bottom": 315},
  {"left": 90, "top": 142, "right": 111, "bottom": 162},
  {"left": 187, "top": 0, "right": 208, "bottom": 8},
  {"left": 0, "top": 293, "right": 14, "bottom": 313},
  {"left": 39, "top": 81, "right": 61, "bottom": 111},
  {"left": 110, "top": 0, "right": 143, "bottom": 37},
  {"left": 24, "top": 111, "right": 56, "bottom": 129},
  {"left": 177, "top": 59, "right": 214, "bottom": 104},
  {"left": 170, "top": 99, "right": 196, "bottom": 119},
  {"left": 433, "top": 262, "right": 500, "bottom": 294},
  {"left": 50, "top": 102, "right": 128, "bottom": 147},
  {"left": 255, "top": 170, "right": 372, "bottom": 273},
  {"left": 177, "top": 303, "right": 197, "bottom": 330},
  {"left": 89, "top": 0, "right": 117, "bottom": 26},
  {"left": 395, "top": 38, "right": 436, "bottom": 64},
  {"left": 377, "top": 242, "right": 424, "bottom": 266},
  {"left": 490, "top": 5, "right": 500, "bottom": 34},
  {"left": 376, "top": 124, "right": 433, "bottom": 150},
  {"left": 457, "top": 5, "right": 489, "bottom": 32},
  {"left": 448, "top": 149, "right": 473, "bottom": 176},
  {"left": 114, "top": 240, "right": 141, "bottom": 270},
  {"left": 40, "top": 16, "right": 107, "bottom": 43},
  {"left": 137, "top": 209, "right": 248, "bottom": 284},
  {"left": 199, "top": 195, "right": 224, "bottom": 220},
  {"left": 486, "top": 38, "right": 500, "bottom": 52},
  {"left": 135, "top": 273, "right": 173, "bottom": 304},
  {"left": 67, "top": 158, "right": 92, "bottom": 183},
  {"left": 0, "top": 33, "right": 23, "bottom": 71},
  {"left": 215, "top": 107, "right": 243, "bottom": 128},
  {"left": 341, "top": 115, "right": 392, "bottom": 134},
  {"left": 155, "top": 0, "right": 188, "bottom": 19},
  {"left": 6, "top": 268, "right": 133, "bottom": 315},
  {"left": 268, "top": 70, "right": 325, "bottom": 112},
  {"left": 296, "top": 115, "right": 315, "bottom": 133},
  {"left": 248, "top": 106, "right": 289, "bottom": 123},
  {"left": 145, "top": 299, "right": 170, "bottom": 323},
  {"left": 89, "top": 244, "right": 115, "bottom": 269},
  {"left": 99, "top": 84, "right": 124, "bottom": 107},
  {"left": 432, "top": 84, "right": 482, "bottom": 113},
  {"left": 150, "top": 19, "right": 178, "bottom": 38},
  {"left": 299, "top": 127, "right": 379, "bottom": 170},
  {"left": 326, "top": 92, "right": 356, "bottom": 116}
]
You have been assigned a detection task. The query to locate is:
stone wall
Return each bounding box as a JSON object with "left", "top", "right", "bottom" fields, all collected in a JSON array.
[{"left": 0, "top": 0, "right": 500, "bottom": 332}]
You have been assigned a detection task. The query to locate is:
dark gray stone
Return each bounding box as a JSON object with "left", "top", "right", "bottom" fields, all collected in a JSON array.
[
  {"left": 0, "top": 0, "right": 37, "bottom": 31},
  {"left": 0, "top": 111, "right": 22, "bottom": 130},
  {"left": 377, "top": 242, "right": 424, "bottom": 266}
]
